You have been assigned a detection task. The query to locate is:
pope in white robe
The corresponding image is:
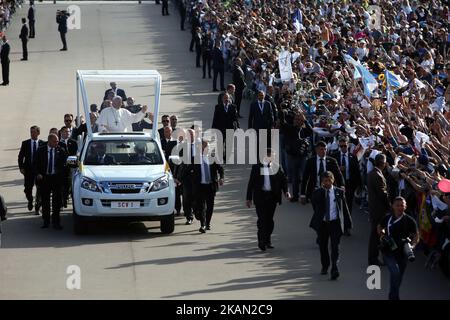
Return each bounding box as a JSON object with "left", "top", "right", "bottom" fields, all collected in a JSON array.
[{"left": 96, "top": 96, "right": 149, "bottom": 132}]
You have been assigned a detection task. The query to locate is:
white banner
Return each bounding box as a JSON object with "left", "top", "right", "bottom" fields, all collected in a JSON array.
[{"left": 278, "top": 50, "right": 293, "bottom": 81}]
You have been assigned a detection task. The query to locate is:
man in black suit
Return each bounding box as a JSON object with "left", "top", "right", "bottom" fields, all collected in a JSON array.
[
  {"left": 179, "top": 0, "right": 186, "bottom": 30},
  {"left": 331, "top": 136, "right": 361, "bottom": 235},
  {"left": 19, "top": 18, "right": 29, "bottom": 61},
  {"left": 300, "top": 141, "right": 344, "bottom": 204},
  {"left": 201, "top": 30, "right": 214, "bottom": 78},
  {"left": 211, "top": 93, "right": 239, "bottom": 142},
  {"left": 192, "top": 140, "right": 224, "bottom": 233},
  {"left": 248, "top": 90, "right": 274, "bottom": 131},
  {"left": 212, "top": 42, "right": 225, "bottom": 92},
  {"left": 217, "top": 84, "right": 235, "bottom": 105},
  {"left": 246, "top": 149, "right": 290, "bottom": 251},
  {"left": 161, "top": 0, "right": 169, "bottom": 16},
  {"left": 56, "top": 10, "right": 69, "bottom": 51},
  {"left": 1, "top": 35, "right": 10, "bottom": 86},
  {"left": 163, "top": 126, "right": 182, "bottom": 215},
  {"left": 59, "top": 126, "right": 78, "bottom": 208},
  {"left": 104, "top": 82, "right": 127, "bottom": 101},
  {"left": 35, "top": 134, "right": 68, "bottom": 229},
  {"left": 232, "top": 58, "right": 246, "bottom": 118},
  {"left": 367, "top": 153, "right": 391, "bottom": 266},
  {"left": 158, "top": 114, "right": 170, "bottom": 140},
  {"left": 193, "top": 27, "right": 202, "bottom": 68},
  {"left": 18, "top": 125, "right": 45, "bottom": 214},
  {"left": 310, "top": 171, "right": 352, "bottom": 280},
  {"left": 28, "top": 1, "right": 36, "bottom": 38},
  {"left": 189, "top": 10, "right": 200, "bottom": 52}
]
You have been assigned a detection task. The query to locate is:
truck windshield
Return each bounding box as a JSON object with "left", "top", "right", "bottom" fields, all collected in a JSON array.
[{"left": 83, "top": 140, "right": 163, "bottom": 165}]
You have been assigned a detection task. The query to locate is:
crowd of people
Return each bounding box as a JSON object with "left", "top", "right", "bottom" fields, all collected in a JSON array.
[
  {"left": 170, "top": 0, "right": 449, "bottom": 298},
  {"left": 1, "top": 0, "right": 450, "bottom": 300}
]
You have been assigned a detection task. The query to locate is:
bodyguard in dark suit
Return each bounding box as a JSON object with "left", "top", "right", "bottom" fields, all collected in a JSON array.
[
  {"left": 56, "top": 10, "right": 69, "bottom": 51},
  {"left": 104, "top": 82, "right": 127, "bottom": 101},
  {"left": 246, "top": 149, "right": 290, "bottom": 251},
  {"left": 201, "top": 31, "right": 214, "bottom": 78},
  {"left": 248, "top": 91, "right": 274, "bottom": 130},
  {"left": 162, "top": 127, "right": 182, "bottom": 215},
  {"left": 179, "top": 0, "right": 186, "bottom": 30},
  {"left": 18, "top": 125, "right": 45, "bottom": 213},
  {"left": 189, "top": 11, "right": 200, "bottom": 51},
  {"left": 331, "top": 136, "right": 361, "bottom": 234},
  {"left": 19, "top": 18, "right": 29, "bottom": 61},
  {"left": 232, "top": 58, "right": 246, "bottom": 117},
  {"left": 212, "top": 42, "right": 225, "bottom": 91},
  {"left": 300, "top": 141, "right": 344, "bottom": 204},
  {"left": 59, "top": 127, "right": 78, "bottom": 208},
  {"left": 311, "top": 171, "right": 352, "bottom": 280},
  {"left": 211, "top": 93, "right": 239, "bottom": 140},
  {"left": 194, "top": 27, "right": 202, "bottom": 68},
  {"left": 35, "top": 134, "right": 68, "bottom": 229},
  {"left": 28, "top": 2, "right": 36, "bottom": 38},
  {"left": 367, "top": 153, "right": 391, "bottom": 266},
  {"left": 191, "top": 140, "right": 224, "bottom": 233},
  {"left": 161, "top": 0, "right": 169, "bottom": 16},
  {"left": 0, "top": 35, "right": 10, "bottom": 86}
]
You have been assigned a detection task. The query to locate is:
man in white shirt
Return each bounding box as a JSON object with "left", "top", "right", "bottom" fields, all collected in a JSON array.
[{"left": 96, "top": 96, "right": 150, "bottom": 133}]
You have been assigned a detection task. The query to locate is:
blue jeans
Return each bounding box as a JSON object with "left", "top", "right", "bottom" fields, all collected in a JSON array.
[
  {"left": 287, "top": 154, "right": 306, "bottom": 199},
  {"left": 383, "top": 253, "right": 407, "bottom": 300}
]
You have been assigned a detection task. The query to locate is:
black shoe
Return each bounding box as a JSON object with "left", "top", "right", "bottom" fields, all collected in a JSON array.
[
  {"left": 0, "top": 216, "right": 6, "bottom": 221},
  {"left": 320, "top": 267, "right": 328, "bottom": 275},
  {"left": 199, "top": 226, "right": 206, "bottom": 233},
  {"left": 185, "top": 219, "right": 193, "bottom": 225},
  {"left": 28, "top": 201, "right": 33, "bottom": 211},
  {"left": 60, "top": 48, "right": 67, "bottom": 51},
  {"left": 1, "top": 83, "right": 9, "bottom": 86},
  {"left": 213, "top": 89, "right": 219, "bottom": 92},
  {"left": 330, "top": 270, "right": 340, "bottom": 280},
  {"left": 63, "top": 201, "right": 68, "bottom": 209},
  {"left": 21, "top": 58, "right": 28, "bottom": 61},
  {"left": 206, "top": 225, "right": 211, "bottom": 230},
  {"left": 41, "top": 224, "right": 49, "bottom": 229},
  {"left": 258, "top": 243, "right": 266, "bottom": 251},
  {"left": 266, "top": 244, "right": 274, "bottom": 249},
  {"left": 34, "top": 208, "right": 40, "bottom": 215},
  {"left": 290, "top": 198, "right": 299, "bottom": 203},
  {"left": 53, "top": 224, "right": 63, "bottom": 230},
  {"left": 208, "top": 75, "right": 212, "bottom": 79}
]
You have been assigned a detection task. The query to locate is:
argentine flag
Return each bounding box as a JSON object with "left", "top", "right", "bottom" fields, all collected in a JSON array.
[
  {"left": 385, "top": 70, "right": 407, "bottom": 89},
  {"left": 344, "top": 54, "right": 378, "bottom": 98},
  {"left": 293, "top": 8, "right": 303, "bottom": 33}
]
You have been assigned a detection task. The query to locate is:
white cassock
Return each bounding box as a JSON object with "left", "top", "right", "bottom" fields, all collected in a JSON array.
[{"left": 96, "top": 107, "right": 146, "bottom": 132}]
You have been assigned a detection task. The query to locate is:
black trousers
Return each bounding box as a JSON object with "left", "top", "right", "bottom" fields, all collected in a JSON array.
[
  {"left": 60, "top": 31, "right": 67, "bottom": 49},
  {"left": 213, "top": 67, "right": 225, "bottom": 90},
  {"left": 24, "top": 172, "right": 40, "bottom": 207},
  {"left": 40, "top": 175, "right": 62, "bottom": 226},
  {"left": 182, "top": 180, "right": 194, "bottom": 220},
  {"left": 1, "top": 61, "right": 9, "bottom": 84},
  {"left": 180, "top": 14, "right": 185, "bottom": 30},
  {"left": 195, "top": 49, "right": 201, "bottom": 67},
  {"left": 202, "top": 51, "right": 212, "bottom": 77},
  {"left": 368, "top": 220, "right": 381, "bottom": 264},
  {"left": 345, "top": 183, "right": 355, "bottom": 216},
  {"left": 162, "top": 3, "right": 169, "bottom": 15},
  {"left": 22, "top": 39, "right": 28, "bottom": 60},
  {"left": 196, "top": 184, "right": 215, "bottom": 227},
  {"left": 175, "top": 185, "right": 182, "bottom": 213},
  {"left": 29, "top": 20, "right": 35, "bottom": 37},
  {"left": 255, "top": 192, "right": 277, "bottom": 245},
  {"left": 235, "top": 87, "right": 244, "bottom": 115},
  {"left": 62, "top": 169, "right": 72, "bottom": 205},
  {"left": 317, "top": 220, "right": 342, "bottom": 271},
  {"left": 189, "top": 33, "right": 195, "bottom": 51}
]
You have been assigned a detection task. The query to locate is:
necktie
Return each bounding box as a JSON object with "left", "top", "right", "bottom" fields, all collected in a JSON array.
[
  {"left": 203, "top": 158, "right": 211, "bottom": 183},
  {"left": 48, "top": 148, "right": 54, "bottom": 175},
  {"left": 342, "top": 153, "right": 347, "bottom": 180},
  {"left": 318, "top": 158, "right": 325, "bottom": 177},
  {"left": 224, "top": 104, "right": 228, "bottom": 113},
  {"left": 32, "top": 141, "right": 37, "bottom": 162},
  {"left": 259, "top": 102, "right": 263, "bottom": 113},
  {"left": 325, "top": 189, "right": 331, "bottom": 221}
]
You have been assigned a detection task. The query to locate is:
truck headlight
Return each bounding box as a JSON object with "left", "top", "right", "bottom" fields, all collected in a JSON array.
[
  {"left": 81, "top": 177, "right": 101, "bottom": 192},
  {"left": 149, "top": 175, "right": 169, "bottom": 192}
]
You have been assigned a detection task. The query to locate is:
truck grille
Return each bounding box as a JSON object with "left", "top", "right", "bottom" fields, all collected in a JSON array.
[{"left": 100, "top": 199, "right": 150, "bottom": 207}]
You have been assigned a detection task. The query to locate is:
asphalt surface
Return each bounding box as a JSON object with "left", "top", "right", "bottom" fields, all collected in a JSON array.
[{"left": 0, "top": 3, "right": 449, "bottom": 299}]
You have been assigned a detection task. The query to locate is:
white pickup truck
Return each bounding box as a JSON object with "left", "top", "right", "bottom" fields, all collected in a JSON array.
[{"left": 70, "top": 70, "right": 175, "bottom": 234}]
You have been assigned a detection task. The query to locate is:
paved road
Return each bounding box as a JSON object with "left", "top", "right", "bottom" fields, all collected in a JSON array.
[{"left": 0, "top": 3, "right": 449, "bottom": 300}]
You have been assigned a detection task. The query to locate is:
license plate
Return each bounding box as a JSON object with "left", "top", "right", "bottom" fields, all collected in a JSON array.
[{"left": 111, "top": 201, "right": 140, "bottom": 209}]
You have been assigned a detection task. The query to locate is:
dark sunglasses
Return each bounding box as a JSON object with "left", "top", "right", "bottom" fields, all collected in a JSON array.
[
  {"left": 64, "top": 119, "right": 73, "bottom": 122},
  {"left": 162, "top": 120, "right": 169, "bottom": 123}
]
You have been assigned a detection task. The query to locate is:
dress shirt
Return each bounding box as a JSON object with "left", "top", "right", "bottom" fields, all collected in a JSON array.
[
  {"left": 324, "top": 186, "right": 338, "bottom": 221},
  {"left": 200, "top": 156, "right": 211, "bottom": 184},
  {"left": 262, "top": 163, "right": 271, "bottom": 191}
]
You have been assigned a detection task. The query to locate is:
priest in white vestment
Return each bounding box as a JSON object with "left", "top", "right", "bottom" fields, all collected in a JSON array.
[{"left": 96, "top": 96, "right": 149, "bottom": 132}]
